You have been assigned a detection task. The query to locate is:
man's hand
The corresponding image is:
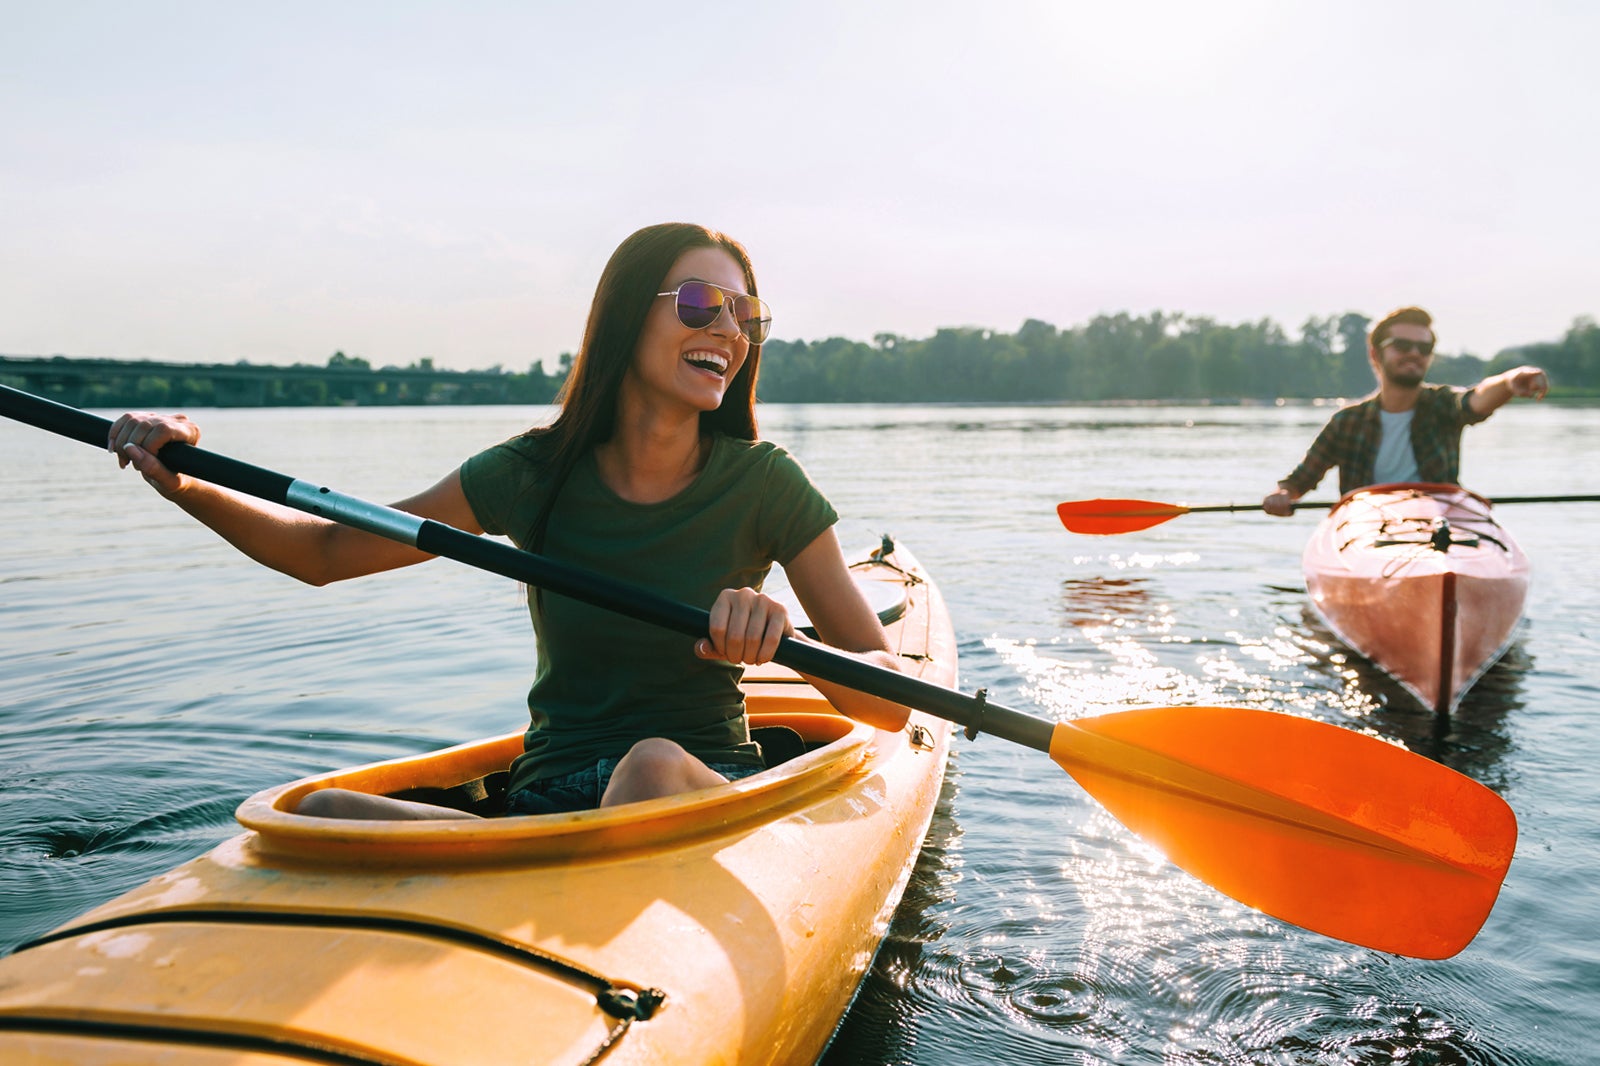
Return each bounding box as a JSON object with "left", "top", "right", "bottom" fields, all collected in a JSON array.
[
  {"left": 1263, "top": 489, "right": 1298, "bottom": 517},
  {"left": 1503, "top": 365, "right": 1550, "bottom": 400}
]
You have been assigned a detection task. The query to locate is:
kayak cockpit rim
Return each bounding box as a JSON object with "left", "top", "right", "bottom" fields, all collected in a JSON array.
[{"left": 231, "top": 709, "right": 941, "bottom": 865}]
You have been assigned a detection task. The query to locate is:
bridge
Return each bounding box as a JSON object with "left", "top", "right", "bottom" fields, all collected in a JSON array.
[{"left": 0, "top": 355, "right": 561, "bottom": 408}]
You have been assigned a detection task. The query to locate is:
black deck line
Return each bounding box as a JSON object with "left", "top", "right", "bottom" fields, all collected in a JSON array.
[
  {"left": 13, "top": 906, "right": 663, "bottom": 1016},
  {"left": 0, "top": 1015, "right": 408, "bottom": 1066}
]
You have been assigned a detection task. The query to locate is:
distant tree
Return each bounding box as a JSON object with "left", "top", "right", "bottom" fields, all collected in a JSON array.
[
  {"left": 818, "top": 336, "right": 885, "bottom": 401},
  {"left": 133, "top": 376, "right": 171, "bottom": 405},
  {"left": 1295, "top": 316, "right": 1338, "bottom": 396},
  {"left": 327, "top": 350, "right": 372, "bottom": 371},
  {"left": 1335, "top": 313, "right": 1373, "bottom": 396},
  {"left": 1016, "top": 318, "right": 1068, "bottom": 396},
  {"left": 1148, "top": 335, "right": 1200, "bottom": 398},
  {"left": 1430, "top": 352, "right": 1487, "bottom": 386},
  {"left": 1197, "top": 322, "right": 1248, "bottom": 399},
  {"left": 1230, "top": 318, "right": 1288, "bottom": 400},
  {"left": 1077, "top": 314, "right": 1145, "bottom": 400}
]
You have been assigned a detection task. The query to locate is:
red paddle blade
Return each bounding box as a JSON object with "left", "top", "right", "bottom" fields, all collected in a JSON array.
[
  {"left": 1056, "top": 498, "right": 1189, "bottom": 535},
  {"left": 1050, "top": 707, "right": 1516, "bottom": 958}
]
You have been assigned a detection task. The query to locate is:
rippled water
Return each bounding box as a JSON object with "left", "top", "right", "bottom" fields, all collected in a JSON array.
[{"left": 3, "top": 402, "right": 1597, "bottom": 1064}]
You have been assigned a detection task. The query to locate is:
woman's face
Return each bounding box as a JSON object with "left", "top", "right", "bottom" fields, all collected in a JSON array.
[{"left": 626, "top": 246, "right": 751, "bottom": 417}]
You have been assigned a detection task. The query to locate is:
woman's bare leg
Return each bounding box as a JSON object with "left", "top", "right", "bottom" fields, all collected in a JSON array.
[
  {"left": 600, "top": 738, "right": 728, "bottom": 807},
  {"left": 296, "top": 787, "right": 482, "bottom": 820}
]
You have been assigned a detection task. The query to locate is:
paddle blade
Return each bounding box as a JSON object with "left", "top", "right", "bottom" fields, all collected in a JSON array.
[
  {"left": 1056, "top": 498, "right": 1189, "bottom": 535},
  {"left": 1049, "top": 707, "right": 1516, "bottom": 958}
]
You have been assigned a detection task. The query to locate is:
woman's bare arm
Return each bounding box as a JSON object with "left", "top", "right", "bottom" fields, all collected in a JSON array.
[
  {"left": 109, "top": 412, "right": 483, "bottom": 586},
  {"left": 772, "top": 529, "right": 912, "bottom": 732}
]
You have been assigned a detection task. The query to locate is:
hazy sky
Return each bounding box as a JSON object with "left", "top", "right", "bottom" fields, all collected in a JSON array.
[{"left": 4, "top": 1, "right": 1596, "bottom": 371}]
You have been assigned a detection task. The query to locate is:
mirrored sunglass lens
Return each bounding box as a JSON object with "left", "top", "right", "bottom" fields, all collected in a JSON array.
[
  {"left": 734, "top": 297, "right": 771, "bottom": 343},
  {"left": 674, "top": 282, "right": 724, "bottom": 329}
]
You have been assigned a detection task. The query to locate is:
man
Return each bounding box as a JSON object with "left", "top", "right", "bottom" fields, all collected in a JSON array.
[{"left": 1263, "top": 306, "right": 1549, "bottom": 515}]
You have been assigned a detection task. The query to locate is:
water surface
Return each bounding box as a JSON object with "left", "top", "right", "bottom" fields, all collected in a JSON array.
[{"left": 3, "top": 402, "right": 1596, "bottom": 1065}]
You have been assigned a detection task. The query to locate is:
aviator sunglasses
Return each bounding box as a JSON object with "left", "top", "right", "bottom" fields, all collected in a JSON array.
[
  {"left": 656, "top": 280, "right": 772, "bottom": 344},
  {"left": 1383, "top": 337, "right": 1435, "bottom": 356}
]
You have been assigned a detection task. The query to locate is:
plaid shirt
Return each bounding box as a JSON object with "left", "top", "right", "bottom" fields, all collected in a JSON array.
[{"left": 1279, "top": 384, "right": 1490, "bottom": 497}]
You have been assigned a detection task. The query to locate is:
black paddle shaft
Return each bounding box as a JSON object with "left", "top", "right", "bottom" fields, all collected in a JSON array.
[
  {"left": 0, "top": 385, "right": 1055, "bottom": 752},
  {"left": 1195, "top": 495, "right": 1600, "bottom": 514}
]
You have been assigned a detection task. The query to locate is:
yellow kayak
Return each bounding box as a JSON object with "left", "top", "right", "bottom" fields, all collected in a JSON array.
[{"left": 0, "top": 540, "right": 956, "bottom": 1066}]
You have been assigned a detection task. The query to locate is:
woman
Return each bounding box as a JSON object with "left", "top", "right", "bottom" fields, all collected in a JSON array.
[{"left": 107, "top": 223, "right": 907, "bottom": 820}]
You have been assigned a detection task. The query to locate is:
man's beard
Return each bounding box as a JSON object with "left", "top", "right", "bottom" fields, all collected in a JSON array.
[{"left": 1381, "top": 363, "right": 1427, "bottom": 388}]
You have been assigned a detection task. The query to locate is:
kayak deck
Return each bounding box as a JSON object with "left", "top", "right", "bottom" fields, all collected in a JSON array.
[
  {"left": 1302, "top": 483, "right": 1529, "bottom": 715},
  {"left": 0, "top": 542, "right": 957, "bottom": 1066}
]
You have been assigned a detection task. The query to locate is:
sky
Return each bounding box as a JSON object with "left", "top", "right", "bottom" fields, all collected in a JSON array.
[{"left": 3, "top": 0, "right": 1596, "bottom": 372}]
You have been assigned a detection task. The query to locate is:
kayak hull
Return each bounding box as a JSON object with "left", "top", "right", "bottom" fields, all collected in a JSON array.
[
  {"left": 1302, "top": 483, "right": 1529, "bottom": 715},
  {"left": 0, "top": 542, "right": 957, "bottom": 1066}
]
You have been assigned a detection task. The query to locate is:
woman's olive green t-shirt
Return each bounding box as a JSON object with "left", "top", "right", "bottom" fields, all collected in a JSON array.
[{"left": 459, "top": 433, "right": 837, "bottom": 790}]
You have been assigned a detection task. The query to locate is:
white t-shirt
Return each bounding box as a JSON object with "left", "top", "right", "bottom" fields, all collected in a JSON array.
[{"left": 1374, "top": 408, "right": 1421, "bottom": 484}]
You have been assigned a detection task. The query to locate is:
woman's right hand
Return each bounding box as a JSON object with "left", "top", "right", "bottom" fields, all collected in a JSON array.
[
  {"left": 697, "top": 587, "right": 793, "bottom": 666},
  {"left": 107, "top": 412, "right": 201, "bottom": 497}
]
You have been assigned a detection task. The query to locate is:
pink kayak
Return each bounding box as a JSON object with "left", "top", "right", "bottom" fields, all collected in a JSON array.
[{"left": 1302, "top": 482, "right": 1530, "bottom": 715}]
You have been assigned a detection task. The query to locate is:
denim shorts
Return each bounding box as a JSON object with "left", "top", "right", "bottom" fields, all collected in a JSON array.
[{"left": 504, "top": 758, "right": 764, "bottom": 816}]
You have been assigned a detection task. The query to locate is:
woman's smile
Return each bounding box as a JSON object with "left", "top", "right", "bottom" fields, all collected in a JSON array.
[{"left": 683, "top": 347, "right": 731, "bottom": 378}]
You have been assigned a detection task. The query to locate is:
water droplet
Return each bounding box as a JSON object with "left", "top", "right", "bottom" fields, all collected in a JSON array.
[
  {"left": 1012, "top": 976, "right": 1101, "bottom": 1024},
  {"left": 957, "top": 952, "right": 1036, "bottom": 991}
]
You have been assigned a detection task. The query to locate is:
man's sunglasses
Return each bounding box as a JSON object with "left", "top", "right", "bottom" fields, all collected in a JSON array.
[
  {"left": 1383, "top": 338, "right": 1435, "bottom": 356},
  {"left": 656, "top": 281, "right": 772, "bottom": 345}
]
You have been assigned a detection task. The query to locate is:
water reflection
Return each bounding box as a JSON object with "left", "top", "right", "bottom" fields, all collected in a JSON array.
[
  {"left": 1057, "top": 575, "right": 1162, "bottom": 629},
  {"left": 5, "top": 403, "right": 1584, "bottom": 1065},
  {"left": 1295, "top": 607, "right": 1527, "bottom": 790},
  {"left": 947, "top": 561, "right": 1534, "bottom": 1062},
  {"left": 821, "top": 767, "right": 965, "bottom": 1065}
]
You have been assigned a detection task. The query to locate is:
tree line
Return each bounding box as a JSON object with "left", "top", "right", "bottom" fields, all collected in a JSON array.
[
  {"left": 9, "top": 312, "right": 1595, "bottom": 408},
  {"left": 754, "top": 312, "right": 1600, "bottom": 402}
]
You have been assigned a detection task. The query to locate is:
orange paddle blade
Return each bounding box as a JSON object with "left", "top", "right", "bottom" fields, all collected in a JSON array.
[
  {"left": 1050, "top": 707, "right": 1516, "bottom": 958},
  {"left": 1056, "top": 498, "right": 1190, "bottom": 534}
]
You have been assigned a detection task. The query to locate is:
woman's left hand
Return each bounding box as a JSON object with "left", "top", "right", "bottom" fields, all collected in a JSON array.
[{"left": 697, "top": 587, "right": 793, "bottom": 665}]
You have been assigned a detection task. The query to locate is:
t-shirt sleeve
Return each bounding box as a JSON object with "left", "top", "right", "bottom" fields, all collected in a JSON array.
[
  {"left": 458, "top": 439, "right": 532, "bottom": 538},
  {"left": 1279, "top": 408, "right": 1347, "bottom": 496},
  {"left": 1454, "top": 384, "right": 1493, "bottom": 426},
  {"left": 758, "top": 446, "right": 839, "bottom": 565}
]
